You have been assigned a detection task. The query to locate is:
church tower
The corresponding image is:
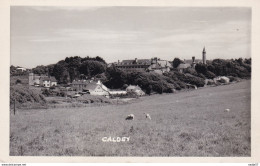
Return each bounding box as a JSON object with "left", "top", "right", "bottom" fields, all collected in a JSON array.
[{"left": 202, "top": 46, "right": 206, "bottom": 64}]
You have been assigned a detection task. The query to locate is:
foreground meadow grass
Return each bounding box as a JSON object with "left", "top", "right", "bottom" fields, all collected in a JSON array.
[{"left": 10, "top": 80, "right": 251, "bottom": 156}]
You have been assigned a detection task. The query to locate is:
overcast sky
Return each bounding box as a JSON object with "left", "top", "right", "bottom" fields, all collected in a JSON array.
[{"left": 11, "top": 7, "right": 251, "bottom": 68}]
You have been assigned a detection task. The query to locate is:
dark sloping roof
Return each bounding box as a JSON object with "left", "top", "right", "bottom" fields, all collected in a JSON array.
[
  {"left": 40, "top": 76, "right": 57, "bottom": 82},
  {"left": 120, "top": 59, "right": 151, "bottom": 65},
  {"left": 50, "top": 77, "right": 57, "bottom": 82},
  {"left": 136, "top": 59, "right": 151, "bottom": 64},
  {"left": 177, "top": 63, "right": 191, "bottom": 69},
  {"left": 40, "top": 76, "right": 50, "bottom": 81},
  {"left": 71, "top": 80, "right": 90, "bottom": 85}
]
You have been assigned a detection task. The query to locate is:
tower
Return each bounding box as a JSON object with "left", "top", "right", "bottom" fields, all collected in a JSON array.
[
  {"left": 202, "top": 46, "right": 206, "bottom": 64},
  {"left": 29, "top": 73, "right": 34, "bottom": 86},
  {"left": 191, "top": 56, "right": 196, "bottom": 68}
]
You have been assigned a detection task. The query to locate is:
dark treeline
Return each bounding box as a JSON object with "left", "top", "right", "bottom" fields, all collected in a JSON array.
[
  {"left": 13, "top": 56, "right": 251, "bottom": 94},
  {"left": 195, "top": 58, "right": 251, "bottom": 79},
  {"left": 31, "top": 56, "right": 107, "bottom": 84}
]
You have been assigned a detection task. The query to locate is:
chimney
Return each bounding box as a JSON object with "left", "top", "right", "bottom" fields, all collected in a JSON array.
[
  {"left": 202, "top": 46, "right": 206, "bottom": 64},
  {"left": 118, "top": 60, "right": 120, "bottom": 64},
  {"left": 192, "top": 56, "right": 195, "bottom": 63}
]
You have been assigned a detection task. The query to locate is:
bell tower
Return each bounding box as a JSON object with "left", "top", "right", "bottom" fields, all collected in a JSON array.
[{"left": 202, "top": 46, "right": 206, "bottom": 64}]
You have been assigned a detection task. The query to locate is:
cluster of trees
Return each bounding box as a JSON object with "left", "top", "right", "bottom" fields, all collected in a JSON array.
[
  {"left": 10, "top": 84, "right": 46, "bottom": 106},
  {"left": 10, "top": 66, "right": 29, "bottom": 76},
  {"left": 195, "top": 58, "right": 251, "bottom": 79},
  {"left": 94, "top": 65, "right": 204, "bottom": 94},
  {"left": 41, "top": 88, "right": 66, "bottom": 97},
  {"left": 31, "top": 56, "right": 107, "bottom": 84}
]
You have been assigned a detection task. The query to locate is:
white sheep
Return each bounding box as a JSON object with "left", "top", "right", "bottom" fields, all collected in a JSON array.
[
  {"left": 125, "top": 114, "right": 134, "bottom": 120},
  {"left": 225, "top": 109, "right": 230, "bottom": 112},
  {"left": 144, "top": 113, "right": 151, "bottom": 120}
]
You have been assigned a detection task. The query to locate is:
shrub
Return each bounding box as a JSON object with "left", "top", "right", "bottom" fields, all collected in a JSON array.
[
  {"left": 207, "top": 79, "right": 215, "bottom": 85},
  {"left": 204, "top": 71, "right": 216, "bottom": 79},
  {"left": 57, "top": 91, "right": 66, "bottom": 97},
  {"left": 42, "top": 89, "right": 51, "bottom": 97},
  {"left": 227, "top": 76, "right": 240, "bottom": 82},
  {"left": 10, "top": 85, "right": 46, "bottom": 108},
  {"left": 50, "top": 86, "right": 55, "bottom": 90},
  {"left": 15, "top": 79, "right": 22, "bottom": 84}
]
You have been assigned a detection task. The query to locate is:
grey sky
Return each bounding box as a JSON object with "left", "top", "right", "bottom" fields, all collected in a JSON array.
[{"left": 11, "top": 7, "right": 251, "bottom": 68}]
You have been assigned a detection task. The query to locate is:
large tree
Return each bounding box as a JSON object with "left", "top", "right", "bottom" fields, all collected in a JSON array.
[{"left": 172, "top": 58, "right": 184, "bottom": 68}]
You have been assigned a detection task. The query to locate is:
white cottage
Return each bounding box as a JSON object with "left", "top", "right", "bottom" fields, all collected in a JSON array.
[{"left": 83, "top": 80, "right": 110, "bottom": 96}]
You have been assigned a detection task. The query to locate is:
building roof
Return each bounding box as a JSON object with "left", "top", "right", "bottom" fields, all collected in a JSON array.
[
  {"left": 107, "top": 62, "right": 117, "bottom": 68},
  {"left": 120, "top": 59, "right": 151, "bottom": 65},
  {"left": 157, "top": 60, "right": 172, "bottom": 68},
  {"left": 84, "top": 83, "right": 99, "bottom": 91},
  {"left": 17, "top": 67, "right": 26, "bottom": 70},
  {"left": 126, "top": 85, "right": 141, "bottom": 90},
  {"left": 71, "top": 80, "right": 90, "bottom": 85},
  {"left": 185, "top": 59, "right": 202, "bottom": 64},
  {"left": 82, "top": 80, "right": 109, "bottom": 91},
  {"left": 177, "top": 63, "right": 191, "bottom": 69},
  {"left": 149, "top": 63, "right": 162, "bottom": 69},
  {"left": 50, "top": 77, "right": 57, "bottom": 82},
  {"left": 40, "top": 76, "right": 57, "bottom": 82},
  {"left": 40, "top": 76, "right": 50, "bottom": 81}
]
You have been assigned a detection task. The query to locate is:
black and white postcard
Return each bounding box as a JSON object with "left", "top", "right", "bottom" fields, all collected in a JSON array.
[{"left": 1, "top": 0, "right": 260, "bottom": 163}]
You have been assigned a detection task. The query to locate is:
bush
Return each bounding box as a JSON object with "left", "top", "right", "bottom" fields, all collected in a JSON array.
[
  {"left": 15, "top": 79, "right": 22, "bottom": 84},
  {"left": 50, "top": 86, "right": 55, "bottom": 90},
  {"left": 218, "top": 79, "right": 226, "bottom": 83},
  {"left": 57, "top": 91, "right": 66, "bottom": 97},
  {"left": 204, "top": 71, "right": 216, "bottom": 79},
  {"left": 10, "top": 85, "right": 46, "bottom": 107},
  {"left": 227, "top": 76, "right": 240, "bottom": 82},
  {"left": 184, "top": 68, "right": 198, "bottom": 75},
  {"left": 169, "top": 72, "right": 205, "bottom": 87},
  {"left": 206, "top": 79, "right": 215, "bottom": 85},
  {"left": 42, "top": 89, "right": 51, "bottom": 97},
  {"left": 125, "top": 92, "right": 140, "bottom": 98}
]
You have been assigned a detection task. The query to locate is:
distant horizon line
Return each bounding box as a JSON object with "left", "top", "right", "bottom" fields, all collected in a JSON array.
[{"left": 11, "top": 55, "right": 251, "bottom": 69}]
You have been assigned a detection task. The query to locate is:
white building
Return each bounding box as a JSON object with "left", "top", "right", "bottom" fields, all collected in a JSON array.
[
  {"left": 83, "top": 80, "right": 110, "bottom": 96},
  {"left": 17, "top": 67, "right": 27, "bottom": 72}
]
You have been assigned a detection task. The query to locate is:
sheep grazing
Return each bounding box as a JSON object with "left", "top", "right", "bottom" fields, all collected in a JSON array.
[
  {"left": 144, "top": 113, "right": 151, "bottom": 120},
  {"left": 125, "top": 114, "right": 134, "bottom": 120},
  {"left": 225, "top": 109, "right": 230, "bottom": 112}
]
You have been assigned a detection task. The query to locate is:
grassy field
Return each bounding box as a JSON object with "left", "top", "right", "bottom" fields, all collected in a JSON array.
[{"left": 10, "top": 80, "right": 251, "bottom": 156}]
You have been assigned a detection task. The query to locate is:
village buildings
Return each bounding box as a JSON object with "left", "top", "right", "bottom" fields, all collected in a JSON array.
[
  {"left": 70, "top": 79, "right": 146, "bottom": 97},
  {"left": 115, "top": 57, "right": 172, "bottom": 74},
  {"left": 70, "top": 80, "right": 90, "bottom": 91},
  {"left": 177, "top": 47, "right": 207, "bottom": 73},
  {"left": 83, "top": 80, "right": 110, "bottom": 96},
  {"left": 29, "top": 73, "right": 57, "bottom": 87},
  {"left": 114, "top": 47, "right": 206, "bottom": 74},
  {"left": 70, "top": 79, "right": 130, "bottom": 97},
  {"left": 16, "top": 67, "right": 27, "bottom": 72},
  {"left": 26, "top": 47, "right": 208, "bottom": 97}
]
